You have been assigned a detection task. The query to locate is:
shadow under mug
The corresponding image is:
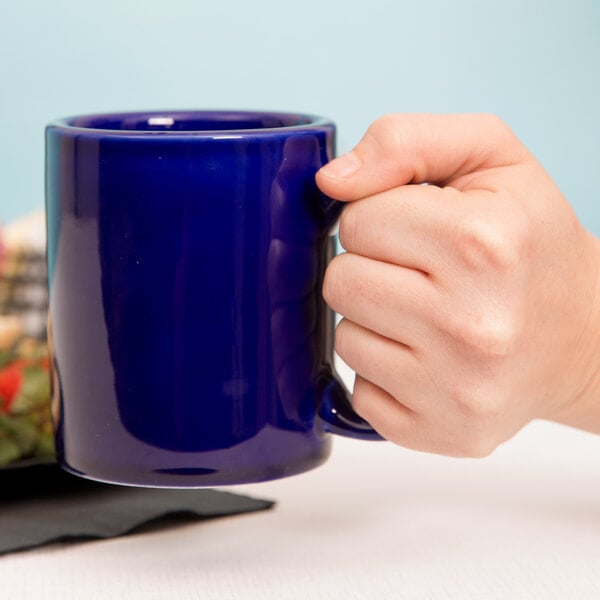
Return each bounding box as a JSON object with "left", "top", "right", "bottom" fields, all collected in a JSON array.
[{"left": 45, "top": 110, "right": 382, "bottom": 487}]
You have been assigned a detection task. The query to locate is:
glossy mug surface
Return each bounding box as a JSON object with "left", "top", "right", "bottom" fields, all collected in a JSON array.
[{"left": 45, "top": 110, "right": 380, "bottom": 487}]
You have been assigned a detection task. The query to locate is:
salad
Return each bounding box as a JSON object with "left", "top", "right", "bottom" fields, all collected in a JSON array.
[
  {"left": 0, "top": 327, "right": 54, "bottom": 466},
  {"left": 0, "top": 211, "right": 54, "bottom": 466}
]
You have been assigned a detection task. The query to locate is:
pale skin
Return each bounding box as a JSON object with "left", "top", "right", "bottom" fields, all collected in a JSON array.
[{"left": 315, "top": 113, "right": 600, "bottom": 457}]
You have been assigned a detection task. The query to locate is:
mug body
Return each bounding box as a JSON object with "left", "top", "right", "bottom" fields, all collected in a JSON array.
[{"left": 46, "top": 110, "right": 339, "bottom": 486}]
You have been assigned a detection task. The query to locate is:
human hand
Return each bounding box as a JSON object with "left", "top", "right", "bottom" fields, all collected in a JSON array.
[{"left": 316, "top": 114, "right": 600, "bottom": 457}]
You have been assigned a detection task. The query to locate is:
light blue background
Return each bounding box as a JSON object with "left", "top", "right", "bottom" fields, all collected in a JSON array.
[{"left": 1, "top": 0, "right": 599, "bottom": 231}]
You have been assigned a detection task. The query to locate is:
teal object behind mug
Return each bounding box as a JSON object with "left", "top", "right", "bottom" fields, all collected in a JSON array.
[{"left": 45, "top": 110, "right": 382, "bottom": 488}]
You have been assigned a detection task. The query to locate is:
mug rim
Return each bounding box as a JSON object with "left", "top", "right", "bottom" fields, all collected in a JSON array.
[{"left": 47, "top": 109, "right": 334, "bottom": 137}]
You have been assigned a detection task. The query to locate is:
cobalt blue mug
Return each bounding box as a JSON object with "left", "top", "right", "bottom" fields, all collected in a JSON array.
[{"left": 45, "top": 110, "right": 382, "bottom": 487}]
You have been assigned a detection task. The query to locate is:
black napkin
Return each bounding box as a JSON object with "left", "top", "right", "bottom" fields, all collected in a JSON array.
[{"left": 0, "top": 461, "right": 274, "bottom": 555}]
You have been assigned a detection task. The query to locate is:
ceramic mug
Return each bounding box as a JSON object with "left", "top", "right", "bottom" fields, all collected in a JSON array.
[{"left": 45, "top": 110, "right": 382, "bottom": 487}]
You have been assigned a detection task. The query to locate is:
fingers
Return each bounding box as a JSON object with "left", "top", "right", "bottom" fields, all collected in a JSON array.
[
  {"left": 352, "top": 376, "right": 461, "bottom": 455},
  {"left": 337, "top": 184, "right": 466, "bottom": 274},
  {"left": 316, "top": 113, "right": 531, "bottom": 201},
  {"left": 323, "top": 252, "right": 438, "bottom": 348},
  {"left": 336, "top": 318, "right": 431, "bottom": 410},
  {"left": 337, "top": 184, "right": 525, "bottom": 286},
  {"left": 351, "top": 375, "right": 417, "bottom": 446},
  {"left": 352, "top": 376, "right": 499, "bottom": 457}
]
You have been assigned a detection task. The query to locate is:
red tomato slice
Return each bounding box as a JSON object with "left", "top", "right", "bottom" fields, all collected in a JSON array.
[{"left": 0, "top": 364, "right": 23, "bottom": 413}]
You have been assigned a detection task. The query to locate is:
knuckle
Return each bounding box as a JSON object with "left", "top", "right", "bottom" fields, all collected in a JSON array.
[
  {"left": 351, "top": 387, "right": 367, "bottom": 416},
  {"left": 338, "top": 203, "right": 361, "bottom": 251},
  {"left": 368, "top": 113, "right": 402, "bottom": 138},
  {"left": 350, "top": 376, "right": 394, "bottom": 432},
  {"left": 448, "top": 399, "right": 505, "bottom": 457},
  {"left": 480, "top": 113, "right": 508, "bottom": 133},
  {"left": 477, "top": 114, "right": 531, "bottom": 162},
  {"left": 477, "top": 114, "right": 516, "bottom": 146},
  {"left": 477, "top": 316, "right": 516, "bottom": 358},
  {"left": 350, "top": 381, "right": 373, "bottom": 421},
  {"left": 447, "top": 312, "right": 517, "bottom": 359},
  {"left": 333, "top": 319, "right": 351, "bottom": 361},
  {"left": 322, "top": 253, "right": 351, "bottom": 311},
  {"left": 467, "top": 393, "right": 505, "bottom": 425},
  {"left": 448, "top": 379, "right": 480, "bottom": 413},
  {"left": 454, "top": 216, "right": 521, "bottom": 273},
  {"left": 445, "top": 389, "right": 503, "bottom": 458},
  {"left": 364, "top": 114, "right": 408, "bottom": 156}
]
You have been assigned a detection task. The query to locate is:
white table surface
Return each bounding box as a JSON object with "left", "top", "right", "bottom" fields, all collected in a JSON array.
[{"left": 3, "top": 369, "right": 600, "bottom": 599}]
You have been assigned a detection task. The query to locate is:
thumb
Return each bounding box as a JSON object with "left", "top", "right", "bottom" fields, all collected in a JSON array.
[{"left": 316, "top": 113, "right": 531, "bottom": 201}]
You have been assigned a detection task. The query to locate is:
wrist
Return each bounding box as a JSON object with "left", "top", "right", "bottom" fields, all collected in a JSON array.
[{"left": 548, "top": 232, "right": 600, "bottom": 433}]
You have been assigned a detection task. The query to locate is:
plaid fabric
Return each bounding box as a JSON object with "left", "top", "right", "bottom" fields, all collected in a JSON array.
[
  {"left": 0, "top": 213, "right": 53, "bottom": 466},
  {"left": 0, "top": 213, "right": 47, "bottom": 340}
]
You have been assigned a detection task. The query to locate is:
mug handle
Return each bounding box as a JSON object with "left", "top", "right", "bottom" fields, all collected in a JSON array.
[
  {"left": 317, "top": 195, "right": 385, "bottom": 441},
  {"left": 318, "top": 369, "right": 384, "bottom": 440}
]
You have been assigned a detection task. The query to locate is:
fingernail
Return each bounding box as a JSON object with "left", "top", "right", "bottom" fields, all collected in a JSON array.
[{"left": 319, "top": 151, "right": 361, "bottom": 180}]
